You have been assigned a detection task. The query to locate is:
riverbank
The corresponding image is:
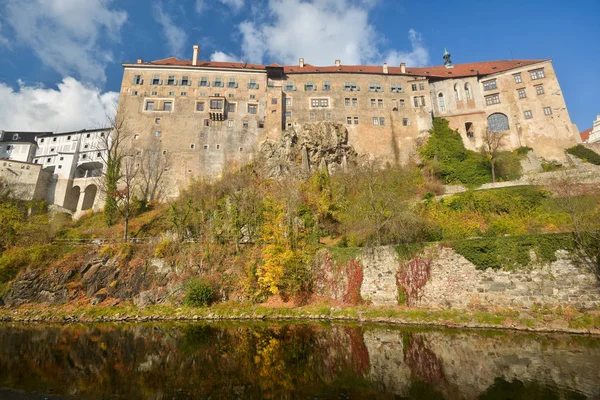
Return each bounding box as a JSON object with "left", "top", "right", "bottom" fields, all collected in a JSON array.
[{"left": 1, "top": 303, "right": 598, "bottom": 335}]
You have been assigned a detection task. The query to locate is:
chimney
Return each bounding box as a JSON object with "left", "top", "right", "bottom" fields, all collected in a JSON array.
[
  {"left": 192, "top": 45, "right": 199, "bottom": 66},
  {"left": 299, "top": 58, "right": 305, "bottom": 68},
  {"left": 137, "top": 58, "right": 143, "bottom": 64},
  {"left": 335, "top": 59, "right": 341, "bottom": 67},
  {"left": 383, "top": 62, "right": 388, "bottom": 74},
  {"left": 400, "top": 62, "right": 406, "bottom": 74}
]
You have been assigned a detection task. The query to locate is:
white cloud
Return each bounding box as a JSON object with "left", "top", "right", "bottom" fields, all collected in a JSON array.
[
  {"left": 210, "top": 51, "right": 240, "bottom": 62},
  {"left": 0, "top": 78, "right": 118, "bottom": 132},
  {"left": 195, "top": 0, "right": 245, "bottom": 13},
  {"left": 382, "top": 29, "right": 429, "bottom": 67},
  {"left": 0, "top": 21, "right": 10, "bottom": 48},
  {"left": 2, "top": 0, "right": 127, "bottom": 84},
  {"left": 195, "top": 0, "right": 206, "bottom": 13},
  {"left": 153, "top": 2, "right": 188, "bottom": 58},
  {"left": 238, "top": 0, "right": 429, "bottom": 67},
  {"left": 219, "top": 0, "right": 245, "bottom": 11}
]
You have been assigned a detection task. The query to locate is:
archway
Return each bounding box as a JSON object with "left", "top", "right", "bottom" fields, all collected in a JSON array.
[
  {"left": 66, "top": 186, "right": 81, "bottom": 211},
  {"left": 82, "top": 185, "right": 98, "bottom": 211},
  {"left": 487, "top": 113, "right": 510, "bottom": 132}
]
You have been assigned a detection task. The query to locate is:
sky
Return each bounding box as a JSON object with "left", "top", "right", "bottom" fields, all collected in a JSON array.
[{"left": 0, "top": 0, "right": 598, "bottom": 133}]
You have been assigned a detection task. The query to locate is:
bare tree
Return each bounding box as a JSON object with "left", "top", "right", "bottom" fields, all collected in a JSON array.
[
  {"left": 482, "top": 128, "right": 509, "bottom": 183},
  {"left": 115, "top": 153, "right": 140, "bottom": 240},
  {"left": 139, "top": 140, "right": 171, "bottom": 202}
]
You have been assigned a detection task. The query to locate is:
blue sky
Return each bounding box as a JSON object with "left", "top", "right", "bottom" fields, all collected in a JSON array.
[{"left": 0, "top": 0, "right": 598, "bottom": 132}]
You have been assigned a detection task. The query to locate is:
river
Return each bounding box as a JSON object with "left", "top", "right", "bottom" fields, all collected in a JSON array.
[{"left": 0, "top": 322, "right": 598, "bottom": 399}]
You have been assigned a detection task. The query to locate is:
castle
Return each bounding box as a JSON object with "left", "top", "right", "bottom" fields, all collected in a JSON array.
[
  {"left": 0, "top": 46, "right": 582, "bottom": 211},
  {"left": 116, "top": 45, "right": 580, "bottom": 196}
]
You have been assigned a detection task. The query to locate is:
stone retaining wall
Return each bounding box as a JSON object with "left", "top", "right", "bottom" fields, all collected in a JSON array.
[{"left": 353, "top": 246, "right": 599, "bottom": 310}]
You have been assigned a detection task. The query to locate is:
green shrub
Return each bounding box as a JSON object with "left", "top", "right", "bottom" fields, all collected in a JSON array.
[
  {"left": 514, "top": 146, "right": 533, "bottom": 155},
  {"left": 450, "top": 233, "right": 574, "bottom": 270},
  {"left": 541, "top": 160, "right": 563, "bottom": 172},
  {"left": 566, "top": 145, "right": 600, "bottom": 165},
  {"left": 495, "top": 151, "right": 523, "bottom": 181},
  {"left": 183, "top": 278, "right": 216, "bottom": 307}
]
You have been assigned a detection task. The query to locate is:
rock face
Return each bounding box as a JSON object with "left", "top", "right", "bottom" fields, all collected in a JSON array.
[
  {"left": 3, "top": 254, "right": 184, "bottom": 308},
  {"left": 259, "top": 122, "right": 358, "bottom": 177}
]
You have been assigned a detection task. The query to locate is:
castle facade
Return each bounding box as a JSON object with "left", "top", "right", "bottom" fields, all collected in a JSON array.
[{"left": 116, "top": 46, "right": 580, "bottom": 195}]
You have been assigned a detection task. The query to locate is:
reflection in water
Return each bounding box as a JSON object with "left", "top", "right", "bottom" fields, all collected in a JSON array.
[{"left": 0, "top": 322, "right": 597, "bottom": 399}]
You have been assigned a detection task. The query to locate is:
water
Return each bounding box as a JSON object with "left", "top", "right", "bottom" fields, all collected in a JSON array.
[{"left": 0, "top": 322, "right": 598, "bottom": 399}]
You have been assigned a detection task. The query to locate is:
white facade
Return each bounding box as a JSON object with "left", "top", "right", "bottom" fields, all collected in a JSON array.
[{"left": 588, "top": 115, "right": 600, "bottom": 144}]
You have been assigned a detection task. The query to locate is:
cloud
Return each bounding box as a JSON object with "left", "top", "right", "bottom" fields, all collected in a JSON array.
[
  {"left": 0, "top": 78, "right": 118, "bottom": 132},
  {"left": 210, "top": 51, "right": 240, "bottom": 62},
  {"left": 238, "top": 0, "right": 429, "bottom": 67},
  {"left": 382, "top": 29, "right": 430, "bottom": 67},
  {"left": 0, "top": 21, "right": 10, "bottom": 48},
  {"left": 2, "top": 0, "right": 127, "bottom": 84},
  {"left": 153, "top": 2, "right": 188, "bottom": 58},
  {"left": 195, "top": 0, "right": 245, "bottom": 13}
]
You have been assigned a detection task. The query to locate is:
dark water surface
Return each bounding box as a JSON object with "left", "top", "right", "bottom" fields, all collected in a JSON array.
[{"left": 0, "top": 321, "right": 598, "bottom": 399}]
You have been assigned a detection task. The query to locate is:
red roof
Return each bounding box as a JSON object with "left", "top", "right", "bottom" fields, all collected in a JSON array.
[
  {"left": 138, "top": 57, "right": 548, "bottom": 78},
  {"left": 580, "top": 128, "right": 592, "bottom": 143}
]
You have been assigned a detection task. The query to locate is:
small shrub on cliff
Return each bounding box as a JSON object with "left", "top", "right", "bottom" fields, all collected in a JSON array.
[
  {"left": 566, "top": 145, "right": 600, "bottom": 165},
  {"left": 183, "top": 278, "right": 216, "bottom": 307}
]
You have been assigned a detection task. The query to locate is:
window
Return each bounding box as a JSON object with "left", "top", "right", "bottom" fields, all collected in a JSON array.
[
  {"left": 413, "top": 97, "right": 419, "bottom": 107},
  {"left": 465, "top": 83, "right": 472, "bottom": 100},
  {"left": 271, "top": 98, "right": 277, "bottom": 105},
  {"left": 47, "top": 158, "right": 51, "bottom": 162},
  {"left": 227, "top": 78, "right": 238, "bottom": 88},
  {"left": 343, "top": 82, "right": 359, "bottom": 91},
  {"left": 228, "top": 120, "right": 234, "bottom": 127},
  {"left": 322, "top": 81, "right": 331, "bottom": 91},
  {"left": 204, "top": 145, "right": 209, "bottom": 150},
  {"left": 196, "top": 102, "right": 205, "bottom": 111},
  {"left": 216, "top": 145, "right": 221, "bottom": 150},
  {"left": 311, "top": 98, "right": 328, "bottom": 107},
  {"left": 180, "top": 92, "right": 187, "bottom": 96},
  {"left": 544, "top": 106, "right": 552, "bottom": 115},
  {"left": 536, "top": 85, "right": 544, "bottom": 95},
  {"left": 133, "top": 75, "right": 143, "bottom": 85},
  {"left": 524, "top": 110, "right": 533, "bottom": 119},
  {"left": 285, "top": 111, "right": 291, "bottom": 117},
  {"left": 40, "top": 139, "right": 44, "bottom": 143},
  {"left": 346, "top": 117, "right": 352, "bottom": 124},
  {"left": 248, "top": 104, "right": 258, "bottom": 114},
  {"left": 134, "top": 134, "right": 139, "bottom": 140},
  {"left": 210, "top": 99, "right": 223, "bottom": 109},
  {"left": 155, "top": 131, "right": 162, "bottom": 137},
  {"left": 304, "top": 81, "right": 316, "bottom": 91},
  {"left": 411, "top": 84, "right": 417, "bottom": 91},
  {"left": 372, "top": 117, "right": 379, "bottom": 126},
  {"left": 380, "top": 117, "right": 385, "bottom": 126},
  {"left": 248, "top": 79, "right": 259, "bottom": 89},
  {"left": 285, "top": 98, "right": 292, "bottom": 106},
  {"left": 151, "top": 75, "right": 161, "bottom": 85},
  {"left": 228, "top": 94, "right": 235, "bottom": 98},
  {"left": 67, "top": 136, "right": 71, "bottom": 140},
  {"left": 145, "top": 101, "right": 155, "bottom": 111},
  {"left": 168, "top": 91, "right": 175, "bottom": 96},
  {"left": 190, "top": 144, "right": 195, "bottom": 149},
  {"left": 12, "top": 134, "right": 20, "bottom": 140},
  {"left": 402, "top": 118, "right": 409, "bottom": 126},
  {"left": 485, "top": 94, "right": 501, "bottom": 106},
  {"left": 151, "top": 91, "right": 158, "bottom": 96},
  {"left": 482, "top": 79, "right": 497, "bottom": 91},
  {"left": 518, "top": 88, "right": 527, "bottom": 99},
  {"left": 487, "top": 113, "right": 509, "bottom": 132},
  {"left": 454, "top": 83, "right": 461, "bottom": 101},
  {"left": 345, "top": 98, "right": 350, "bottom": 107},
  {"left": 199, "top": 77, "right": 209, "bottom": 87},
  {"left": 284, "top": 82, "right": 296, "bottom": 91},
  {"left": 167, "top": 75, "right": 176, "bottom": 85},
  {"left": 163, "top": 101, "right": 173, "bottom": 111},
  {"left": 181, "top": 76, "right": 190, "bottom": 86},
  {"left": 378, "top": 99, "right": 383, "bottom": 108},
  {"left": 213, "top": 77, "right": 224, "bottom": 87},
  {"left": 310, "top": 112, "right": 315, "bottom": 120},
  {"left": 513, "top": 73, "right": 522, "bottom": 84},
  {"left": 530, "top": 69, "right": 545, "bottom": 80},
  {"left": 420, "top": 96, "right": 426, "bottom": 106},
  {"left": 419, "top": 83, "right": 425, "bottom": 91},
  {"left": 352, "top": 98, "right": 358, "bottom": 107},
  {"left": 370, "top": 99, "right": 376, "bottom": 108},
  {"left": 204, "top": 119, "right": 210, "bottom": 127},
  {"left": 465, "top": 122, "right": 474, "bottom": 138},
  {"left": 353, "top": 116, "right": 359, "bottom": 125},
  {"left": 326, "top": 112, "right": 331, "bottom": 120},
  {"left": 368, "top": 83, "right": 382, "bottom": 92},
  {"left": 131, "top": 90, "right": 138, "bottom": 96},
  {"left": 243, "top": 120, "right": 249, "bottom": 128},
  {"left": 390, "top": 84, "right": 403, "bottom": 93},
  {"left": 249, "top": 95, "right": 256, "bottom": 100},
  {"left": 438, "top": 93, "right": 446, "bottom": 112},
  {"left": 400, "top": 99, "right": 405, "bottom": 108},
  {"left": 228, "top": 103, "right": 236, "bottom": 112},
  {"left": 155, "top": 118, "right": 161, "bottom": 124}
]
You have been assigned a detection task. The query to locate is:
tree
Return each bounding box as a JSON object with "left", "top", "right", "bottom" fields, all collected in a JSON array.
[
  {"left": 482, "top": 128, "right": 509, "bottom": 183},
  {"left": 139, "top": 140, "right": 171, "bottom": 202}
]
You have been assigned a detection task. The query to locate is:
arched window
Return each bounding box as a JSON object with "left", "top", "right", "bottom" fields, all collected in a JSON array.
[
  {"left": 454, "top": 83, "right": 461, "bottom": 101},
  {"left": 464, "top": 83, "right": 472, "bottom": 100},
  {"left": 438, "top": 92, "right": 446, "bottom": 112},
  {"left": 487, "top": 113, "right": 509, "bottom": 132}
]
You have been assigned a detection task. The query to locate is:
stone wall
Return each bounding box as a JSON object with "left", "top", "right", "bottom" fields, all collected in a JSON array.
[{"left": 345, "top": 245, "right": 599, "bottom": 310}]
